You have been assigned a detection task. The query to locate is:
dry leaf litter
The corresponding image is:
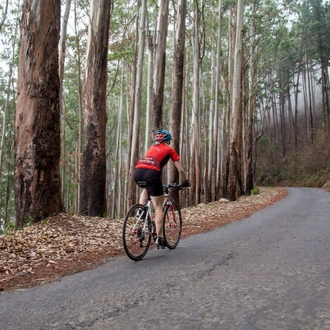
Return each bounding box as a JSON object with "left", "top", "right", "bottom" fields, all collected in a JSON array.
[{"left": 0, "top": 187, "right": 287, "bottom": 292}]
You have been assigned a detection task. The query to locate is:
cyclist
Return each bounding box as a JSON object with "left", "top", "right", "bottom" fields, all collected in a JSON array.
[{"left": 133, "top": 129, "right": 190, "bottom": 248}]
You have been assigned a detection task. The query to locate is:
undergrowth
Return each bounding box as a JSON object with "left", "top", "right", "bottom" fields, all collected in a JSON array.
[{"left": 256, "top": 129, "right": 330, "bottom": 188}]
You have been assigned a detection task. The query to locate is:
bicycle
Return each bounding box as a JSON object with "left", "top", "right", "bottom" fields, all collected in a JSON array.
[{"left": 122, "top": 181, "right": 186, "bottom": 261}]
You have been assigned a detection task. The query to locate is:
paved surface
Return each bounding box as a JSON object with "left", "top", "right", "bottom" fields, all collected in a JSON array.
[{"left": 1, "top": 187, "right": 330, "bottom": 330}]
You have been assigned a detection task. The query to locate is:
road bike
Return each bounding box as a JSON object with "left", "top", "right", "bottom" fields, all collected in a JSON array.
[{"left": 122, "top": 181, "right": 186, "bottom": 261}]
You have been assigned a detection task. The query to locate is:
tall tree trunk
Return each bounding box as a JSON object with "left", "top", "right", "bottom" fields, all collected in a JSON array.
[
  {"left": 145, "top": 34, "right": 154, "bottom": 153},
  {"left": 302, "top": 58, "right": 309, "bottom": 140},
  {"left": 128, "top": 0, "right": 147, "bottom": 207},
  {"left": 0, "top": 7, "right": 19, "bottom": 181},
  {"left": 207, "top": 55, "right": 215, "bottom": 203},
  {"left": 109, "top": 68, "right": 124, "bottom": 218},
  {"left": 59, "top": 0, "right": 71, "bottom": 84},
  {"left": 72, "top": 2, "right": 84, "bottom": 213},
  {"left": 124, "top": 10, "right": 139, "bottom": 213},
  {"left": 223, "top": 4, "right": 234, "bottom": 197},
  {"left": 307, "top": 60, "right": 314, "bottom": 143},
  {"left": 245, "top": 0, "right": 255, "bottom": 195},
  {"left": 293, "top": 43, "right": 303, "bottom": 151},
  {"left": 189, "top": 2, "right": 201, "bottom": 206},
  {"left": 80, "top": 0, "right": 112, "bottom": 216},
  {"left": 4, "top": 142, "right": 14, "bottom": 226},
  {"left": 59, "top": 0, "right": 71, "bottom": 205},
  {"left": 227, "top": 0, "right": 244, "bottom": 201},
  {"left": 15, "top": 0, "right": 63, "bottom": 227},
  {"left": 169, "top": 0, "right": 186, "bottom": 203},
  {"left": 212, "top": 0, "right": 223, "bottom": 201},
  {"left": 180, "top": 55, "right": 190, "bottom": 208},
  {"left": 152, "top": 0, "right": 169, "bottom": 132},
  {"left": 279, "top": 74, "right": 287, "bottom": 155}
]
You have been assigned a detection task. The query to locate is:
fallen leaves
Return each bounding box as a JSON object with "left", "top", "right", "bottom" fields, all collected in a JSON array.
[
  {"left": 0, "top": 214, "right": 123, "bottom": 287},
  {"left": 0, "top": 187, "right": 287, "bottom": 291}
]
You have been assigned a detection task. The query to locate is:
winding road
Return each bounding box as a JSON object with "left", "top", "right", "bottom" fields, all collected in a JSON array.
[{"left": 1, "top": 187, "right": 330, "bottom": 329}]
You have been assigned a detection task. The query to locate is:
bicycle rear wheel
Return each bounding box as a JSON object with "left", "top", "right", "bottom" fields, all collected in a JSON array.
[
  {"left": 163, "top": 202, "right": 182, "bottom": 249},
  {"left": 122, "top": 204, "right": 151, "bottom": 261}
]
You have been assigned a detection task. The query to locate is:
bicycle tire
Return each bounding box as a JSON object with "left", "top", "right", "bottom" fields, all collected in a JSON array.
[
  {"left": 122, "top": 204, "right": 151, "bottom": 261},
  {"left": 163, "top": 202, "right": 182, "bottom": 249}
]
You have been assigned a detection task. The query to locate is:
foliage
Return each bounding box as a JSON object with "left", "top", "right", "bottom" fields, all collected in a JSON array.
[
  {"left": 1, "top": 221, "right": 14, "bottom": 235},
  {"left": 251, "top": 187, "right": 260, "bottom": 195}
]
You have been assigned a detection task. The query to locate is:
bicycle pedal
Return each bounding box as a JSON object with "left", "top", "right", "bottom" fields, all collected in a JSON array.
[{"left": 156, "top": 237, "right": 166, "bottom": 249}]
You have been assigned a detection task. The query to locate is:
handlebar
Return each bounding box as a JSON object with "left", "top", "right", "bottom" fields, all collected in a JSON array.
[{"left": 162, "top": 183, "right": 189, "bottom": 194}]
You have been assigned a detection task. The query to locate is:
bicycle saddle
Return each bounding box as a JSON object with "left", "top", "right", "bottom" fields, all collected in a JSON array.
[{"left": 137, "top": 181, "right": 148, "bottom": 189}]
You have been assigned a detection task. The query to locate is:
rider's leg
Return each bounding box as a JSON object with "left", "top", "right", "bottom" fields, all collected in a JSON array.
[
  {"left": 150, "top": 195, "right": 164, "bottom": 237},
  {"left": 139, "top": 189, "right": 148, "bottom": 205}
]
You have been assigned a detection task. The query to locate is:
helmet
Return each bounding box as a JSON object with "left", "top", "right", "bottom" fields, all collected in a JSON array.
[{"left": 154, "top": 129, "right": 172, "bottom": 142}]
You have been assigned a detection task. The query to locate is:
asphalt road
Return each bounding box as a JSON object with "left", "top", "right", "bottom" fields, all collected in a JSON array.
[{"left": 1, "top": 187, "right": 330, "bottom": 330}]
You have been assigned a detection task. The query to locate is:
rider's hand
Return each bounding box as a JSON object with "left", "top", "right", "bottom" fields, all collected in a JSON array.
[{"left": 181, "top": 180, "right": 190, "bottom": 187}]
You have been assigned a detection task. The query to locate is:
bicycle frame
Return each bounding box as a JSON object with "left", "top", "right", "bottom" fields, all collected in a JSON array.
[
  {"left": 132, "top": 185, "right": 179, "bottom": 236},
  {"left": 132, "top": 199, "right": 154, "bottom": 236},
  {"left": 162, "top": 192, "right": 172, "bottom": 208}
]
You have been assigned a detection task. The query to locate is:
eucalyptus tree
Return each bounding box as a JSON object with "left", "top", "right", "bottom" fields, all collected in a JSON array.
[
  {"left": 152, "top": 0, "right": 170, "bottom": 132},
  {"left": 61, "top": 0, "right": 88, "bottom": 213},
  {"left": 243, "top": 0, "right": 300, "bottom": 174},
  {"left": 211, "top": 0, "right": 224, "bottom": 202},
  {"left": 59, "top": 0, "right": 71, "bottom": 205},
  {"left": 308, "top": 0, "right": 330, "bottom": 128},
  {"left": 245, "top": 0, "right": 256, "bottom": 194},
  {"left": 0, "top": 2, "right": 20, "bottom": 182},
  {"left": 0, "top": 0, "right": 21, "bottom": 228},
  {"left": 109, "top": 69, "right": 124, "bottom": 218},
  {"left": 128, "top": 0, "right": 147, "bottom": 207},
  {"left": 189, "top": 0, "right": 202, "bottom": 205},
  {"left": 253, "top": 0, "right": 325, "bottom": 153},
  {"left": 79, "top": 0, "right": 112, "bottom": 216},
  {"left": 289, "top": 16, "right": 306, "bottom": 150},
  {"left": 227, "top": 0, "right": 244, "bottom": 200},
  {"left": 242, "top": 0, "right": 290, "bottom": 190},
  {"left": 15, "top": 0, "right": 63, "bottom": 227},
  {"left": 169, "top": 0, "right": 186, "bottom": 202},
  {"left": 104, "top": 0, "right": 140, "bottom": 215}
]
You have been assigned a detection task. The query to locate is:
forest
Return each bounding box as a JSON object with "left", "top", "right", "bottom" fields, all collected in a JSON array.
[{"left": 0, "top": 0, "right": 329, "bottom": 231}]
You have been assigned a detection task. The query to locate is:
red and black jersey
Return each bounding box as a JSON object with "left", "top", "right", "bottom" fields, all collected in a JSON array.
[{"left": 135, "top": 143, "right": 180, "bottom": 172}]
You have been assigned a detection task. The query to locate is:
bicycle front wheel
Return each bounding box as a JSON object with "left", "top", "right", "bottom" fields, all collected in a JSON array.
[
  {"left": 122, "top": 204, "right": 151, "bottom": 261},
  {"left": 163, "top": 202, "right": 182, "bottom": 249}
]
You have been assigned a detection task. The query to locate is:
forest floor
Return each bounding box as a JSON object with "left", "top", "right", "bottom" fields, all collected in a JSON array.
[{"left": 0, "top": 187, "right": 288, "bottom": 293}]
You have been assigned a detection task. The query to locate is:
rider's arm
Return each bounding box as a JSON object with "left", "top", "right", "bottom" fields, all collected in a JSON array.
[{"left": 174, "top": 161, "right": 188, "bottom": 181}]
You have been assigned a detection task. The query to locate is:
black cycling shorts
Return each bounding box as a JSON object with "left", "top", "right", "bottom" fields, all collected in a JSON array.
[{"left": 133, "top": 168, "right": 163, "bottom": 196}]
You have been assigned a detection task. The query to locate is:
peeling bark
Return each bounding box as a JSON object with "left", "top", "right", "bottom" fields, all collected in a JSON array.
[
  {"left": 79, "top": 0, "right": 112, "bottom": 216},
  {"left": 15, "top": 0, "right": 63, "bottom": 228}
]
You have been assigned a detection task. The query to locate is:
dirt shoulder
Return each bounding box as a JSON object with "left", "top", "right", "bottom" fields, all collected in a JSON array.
[{"left": 0, "top": 187, "right": 287, "bottom": 292}]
